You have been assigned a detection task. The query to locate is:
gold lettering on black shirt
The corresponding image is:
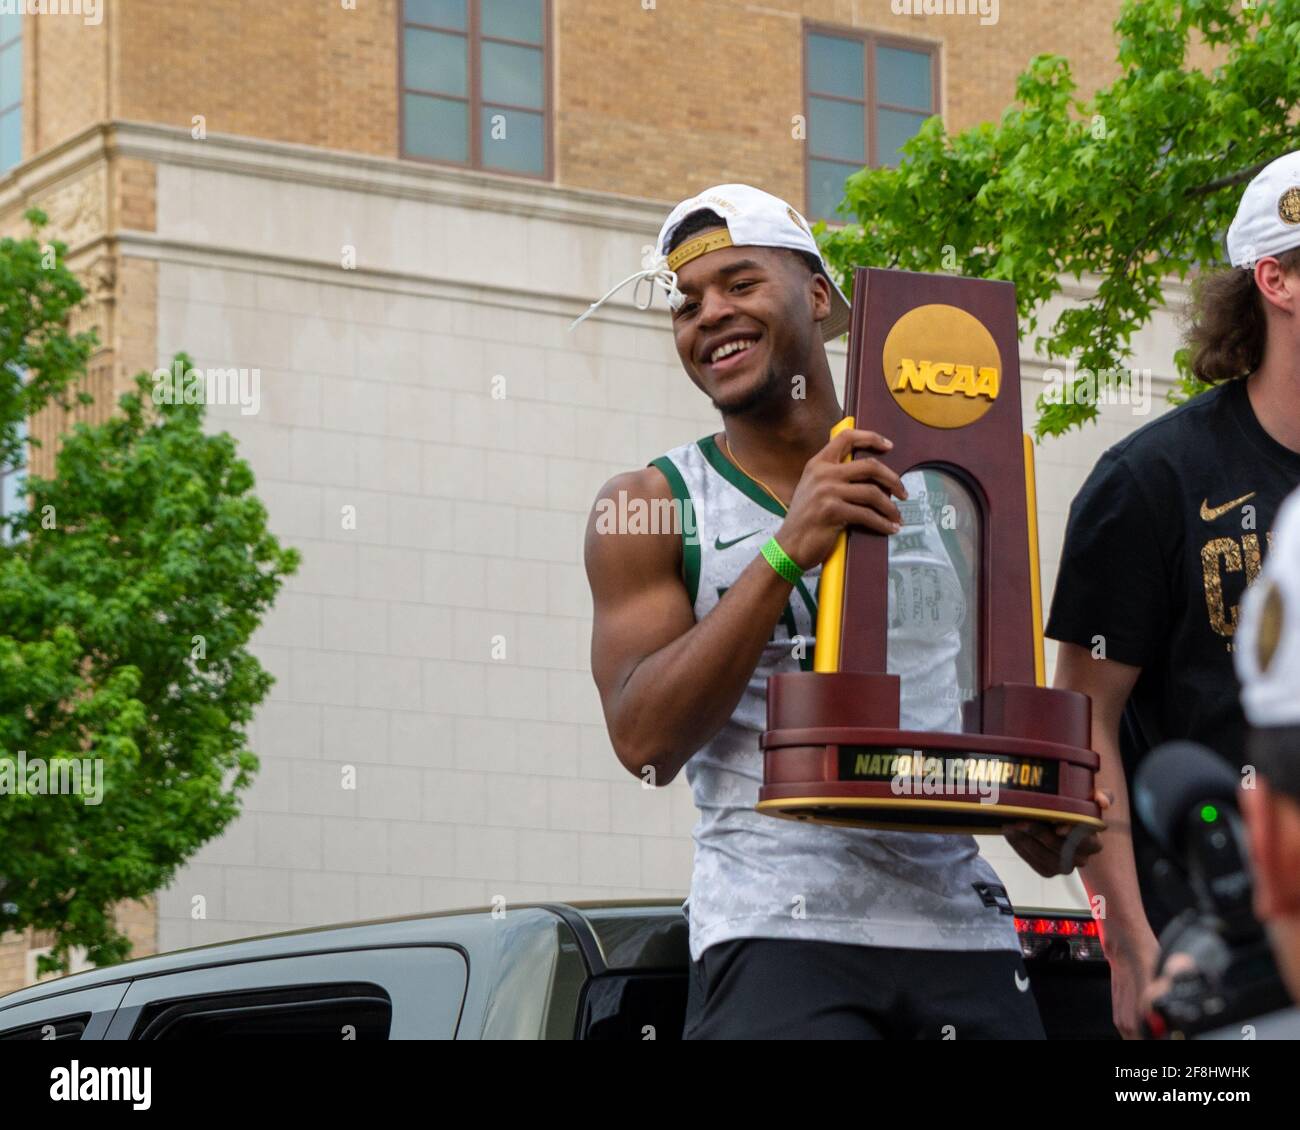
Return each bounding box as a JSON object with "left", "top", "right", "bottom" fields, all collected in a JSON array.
[
  {"left": 1201, "top": 529, "right": 1275, "bottom": 640},
  {"left": 1243, "top": 532, "right": 1263, "bottom": 584},
  {"left": 1202, "top": 536, "right": 1242, "bottom": 636}
]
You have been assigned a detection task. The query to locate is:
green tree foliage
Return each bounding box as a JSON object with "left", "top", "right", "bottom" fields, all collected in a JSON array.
[
  {"left": 817, "top": 0, "right": 1300, "bottom": 436},
  {"left": 0, "top": 211, "right": 298, "bottom": 975}
]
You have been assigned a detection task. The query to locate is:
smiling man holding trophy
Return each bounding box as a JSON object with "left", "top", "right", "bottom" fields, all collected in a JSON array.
[{"left": 577, "top": 184, "right": 1103, "bottom": 1040}]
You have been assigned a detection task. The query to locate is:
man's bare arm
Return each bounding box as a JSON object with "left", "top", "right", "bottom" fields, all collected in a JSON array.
[
  {"left": 586, "top": 427, "right": 906, "bottom": 787},
  {"left": 585, "top": 466, "right": 798, "bottom": 786},
  {"left": 1054, "top": 641, "right": 1160, "bottom": 1037}
]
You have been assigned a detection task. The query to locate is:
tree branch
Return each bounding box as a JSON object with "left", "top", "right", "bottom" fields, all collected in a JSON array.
[{"left": 1185, "top": 155, "right": 1280, "bottom": 199}]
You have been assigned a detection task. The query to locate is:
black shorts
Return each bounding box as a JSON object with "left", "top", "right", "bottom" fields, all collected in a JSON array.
[{"left": 682, "top": 936, "right": 1045, "bottom": 1040}]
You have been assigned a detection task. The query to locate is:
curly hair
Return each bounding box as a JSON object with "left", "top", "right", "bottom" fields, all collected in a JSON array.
[{"left": 1185, "top": 245, "right": 1300, "bottom": 384}]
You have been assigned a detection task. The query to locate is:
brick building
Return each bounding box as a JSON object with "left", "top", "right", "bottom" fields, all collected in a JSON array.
[{"left": 0, "top": 0, "right": 1199, "bottom": 993}]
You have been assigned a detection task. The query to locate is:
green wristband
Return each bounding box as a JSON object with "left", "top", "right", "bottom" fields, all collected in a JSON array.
[{"left": 760, "top": 536, "right": 804, "bottom": 585}]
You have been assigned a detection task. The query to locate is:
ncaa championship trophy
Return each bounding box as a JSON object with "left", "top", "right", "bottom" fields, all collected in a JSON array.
[{"left": 758, "top": 268, "right": 1104, "bottom": 834}]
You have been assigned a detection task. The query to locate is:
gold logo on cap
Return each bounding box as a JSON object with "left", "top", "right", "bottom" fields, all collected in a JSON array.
[
  {"left": 1257, "top": 580, "right": 1284, "bottom": 672},
  {"left": 1279, "top": 186, "right": 1300, "bottom": 225},
  {"left": 666, "top": 228, "right": 734, "bottom": 272},
  {"left": 787, "top": 206, "right": 810, "bottom": 234},
  {"left": 881, "top": 304, "right": 1002, "bottom": 429}
]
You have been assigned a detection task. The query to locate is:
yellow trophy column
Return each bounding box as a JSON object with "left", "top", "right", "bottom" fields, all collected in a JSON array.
[
  {"left": 1023, "top": 433, "right": 1046, "bottom": 687},
  {"left": 813, "top": 416, "right": 855, "bottom": 674}
]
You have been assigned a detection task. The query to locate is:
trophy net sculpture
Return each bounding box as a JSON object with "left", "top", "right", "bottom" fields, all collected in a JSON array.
[{"left": 758, "top": 268, "right": 1103, "bottom": 834}]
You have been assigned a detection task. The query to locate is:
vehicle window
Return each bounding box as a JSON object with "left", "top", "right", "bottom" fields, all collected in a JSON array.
[
  {"left": 0, "top": 982, "right": 130, "bottom": 1040},
  {"left": 107, "top": 947, "right": 466, "bottom": 1040},
  {"left": 578, "top": 971, "right": 687, "bottom": 1041},
  {"left": 0, "top": 1013, "right": 91, "bottom": 1040},
  {"left": 132, "top": 983, "right": 391, "bottom": 1041}
]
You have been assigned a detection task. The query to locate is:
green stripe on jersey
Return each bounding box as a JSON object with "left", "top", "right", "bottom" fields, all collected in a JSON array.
[{"left": 648, "top": 455, "right": 701, "bottom": 607}]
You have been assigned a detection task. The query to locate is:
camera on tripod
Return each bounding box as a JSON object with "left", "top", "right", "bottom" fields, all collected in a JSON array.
[{"left": 1134, "top": 740, "right": 1291, "bottom": 1038}]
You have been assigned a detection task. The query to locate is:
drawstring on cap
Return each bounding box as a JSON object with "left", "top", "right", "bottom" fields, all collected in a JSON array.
[{"left": 568, "top": 249, "right": 685, "bottom": 332}]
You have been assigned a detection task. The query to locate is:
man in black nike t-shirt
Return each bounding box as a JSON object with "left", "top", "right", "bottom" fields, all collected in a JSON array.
[{"left": 1046, "top": 151, "right": 1300, "bottom": 1039}]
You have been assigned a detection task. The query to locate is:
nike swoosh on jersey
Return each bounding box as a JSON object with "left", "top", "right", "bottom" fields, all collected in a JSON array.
[
  {"left": 714, "top": 529, "right": 762, "bottom": 550},
  {"left": 1200, "top": 492, "right": 1257, "bottom": 522}
]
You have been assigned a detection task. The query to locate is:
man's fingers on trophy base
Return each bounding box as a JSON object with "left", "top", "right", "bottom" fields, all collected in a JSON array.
[
  {"left": 1002, "top": 826, "right": 1063, "bottom": 877},
  {"left": 1057, "top": 823, "right": 1096, "bottom": 872},
  {"left": 1008, "top": 822, "right": 1059, "bottom": 849},
  {"left": 1075, "top": 835, "right": 1103, "bottom": 860},
  {"left": 1055, "top": 823, "right": 1103, "bottom": 851},
  {"left": 1002, "top": 820, "right": 1097, "bottom": 876}
]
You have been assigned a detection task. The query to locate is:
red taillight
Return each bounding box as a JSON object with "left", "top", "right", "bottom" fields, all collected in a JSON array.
[
  {"left": 1015, "top": 915, "right": 1105, "bottom": 962},
  {"left": 1015, "top": 915, "right": 1096, "bottom": 937}
]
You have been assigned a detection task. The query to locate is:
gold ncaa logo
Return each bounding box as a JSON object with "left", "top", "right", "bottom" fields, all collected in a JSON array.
[
  {"left": 881, "top": 304, "right": 1003, "bottom": 429},
  {"left": 1279, "top": 186, "right": 1300, "bottom": 226}
]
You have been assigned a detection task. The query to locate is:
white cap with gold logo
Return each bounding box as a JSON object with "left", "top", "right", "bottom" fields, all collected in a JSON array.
[
  {"left": 570, "top": 183, "right": 851, "bottom": 340},
  {"left": 1235, "top": 487, "right": 1300, "bottom": 729},
  {"left": 1227, "top": 150, "right": 1300, "bottom": 269}
]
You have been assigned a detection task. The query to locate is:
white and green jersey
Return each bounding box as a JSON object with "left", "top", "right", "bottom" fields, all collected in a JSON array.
[{"left": 650, "top": 434, "right": 1019, "bottom": 962}]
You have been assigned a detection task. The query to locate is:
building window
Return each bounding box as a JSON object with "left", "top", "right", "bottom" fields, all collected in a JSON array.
[
  {"left": 804, "top": 26, "right": 938, "bottom": 223},
  {"left": 0, "top": 14, "right": 20, "bottom": 173},
  {"left": 401, "top": 0, "right": 550, "bottom": 178}
]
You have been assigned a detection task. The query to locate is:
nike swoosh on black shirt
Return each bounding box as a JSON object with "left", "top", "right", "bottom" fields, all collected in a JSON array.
[{"left": 1199, "top": 492, "right": 1256, "bottom": 521}]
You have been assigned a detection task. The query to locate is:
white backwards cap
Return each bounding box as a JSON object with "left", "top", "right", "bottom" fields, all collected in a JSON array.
[
  {"left": 1226, "top": 150, "right": 1300, "bottom": 269},
  {"left": 1236, "top": 487, "right": 1300, "bottom": 729},
  {"left": 570, "top": 183, "right": 851, "bottom": 341}
]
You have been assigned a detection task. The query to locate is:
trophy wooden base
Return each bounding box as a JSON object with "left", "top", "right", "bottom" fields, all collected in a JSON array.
[{"left": 758, "top": 673, "right": 1104, "bottom": 835}]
